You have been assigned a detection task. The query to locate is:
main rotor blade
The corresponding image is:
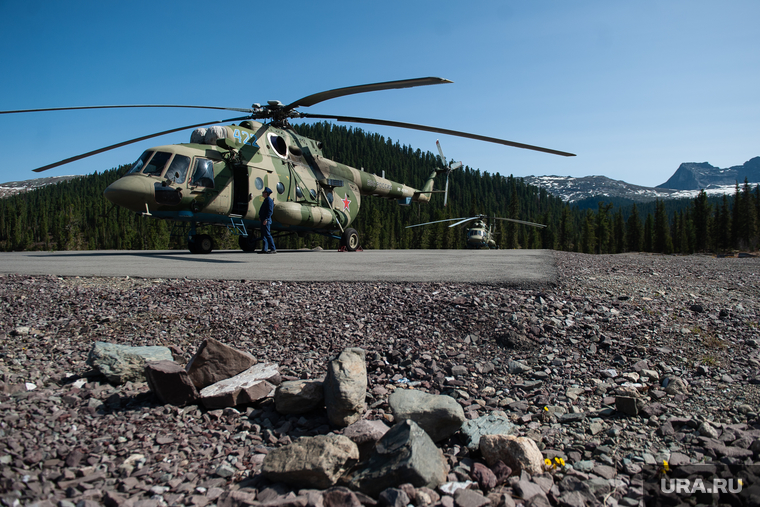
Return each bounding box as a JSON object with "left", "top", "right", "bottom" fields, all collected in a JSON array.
[
  {"left": 285, "top": 77, "right": 452, "bottom": 110},
  {"left": 301, "top": 114, "right": 576, "bottom": 157},
  {"left": 32, "top": 116, "right": 250, "bottom": 172},
  {"left": 406, "top": 217, "right": 469, "bottom": 229},
  {"left": 1, "top": 104, "right": 255, "bottom": 115},
  {"left": 492, "top": 217, "right": 547, "bottom": 228},
  {"left": 448, "top": 216, "right": 482, "bottom": 228}
]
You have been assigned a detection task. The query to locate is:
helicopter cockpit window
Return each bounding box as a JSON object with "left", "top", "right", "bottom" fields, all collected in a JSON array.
[
  {"left": 268, "top": 134, "right": 288, "bottom": 158},
  {"left": 143, "top": 151, "right": 172, "bottom": 176},
  {"left": 127, "top": 151, "right": 153, "bottom": 174},
  {"left": 276, "top": 182, "right": 285, "bottom": 194},
  {"left": 310, "top": 189, "right": 317, "bottom": 199},
  {"left": 190, "top": 158, "right": 215, "bottom": 188},
  {"left": 166, "top": 155, "right": 190, "bottom": 184}
]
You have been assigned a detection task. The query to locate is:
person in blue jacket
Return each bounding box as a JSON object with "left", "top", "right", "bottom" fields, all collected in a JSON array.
[{"left": 258, "top": 187, "right": 276, "bottom": 254}]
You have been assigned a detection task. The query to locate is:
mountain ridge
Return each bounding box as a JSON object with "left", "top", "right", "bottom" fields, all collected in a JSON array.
[{"left": 524, "top": 157, "right": 760, "bottom": 204}]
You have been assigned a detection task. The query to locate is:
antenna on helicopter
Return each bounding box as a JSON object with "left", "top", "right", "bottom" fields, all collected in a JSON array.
[{"left": 436, "top": 140, "right": 462, "bottom": 207}]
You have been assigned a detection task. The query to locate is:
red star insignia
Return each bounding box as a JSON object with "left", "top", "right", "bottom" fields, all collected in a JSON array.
[{"left": 342, "top": 194, "right": 351, "bottom": 209}]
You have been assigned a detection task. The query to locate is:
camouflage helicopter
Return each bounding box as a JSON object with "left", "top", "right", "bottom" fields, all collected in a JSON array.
[
  {"left": 4, "top": 77, "right": 574, "bottom": 254},
  {"left": 407, "top": 214, "right": 547, "bottom": 249}
]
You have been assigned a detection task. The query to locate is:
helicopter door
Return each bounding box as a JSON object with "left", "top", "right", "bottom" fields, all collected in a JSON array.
[{"left": 231, "top": 166, "right": 249, "bottom": 216}]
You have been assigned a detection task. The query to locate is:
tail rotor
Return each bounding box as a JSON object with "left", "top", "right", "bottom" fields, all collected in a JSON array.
[{"left": 436, "top": 139, "right": 462, "bottom": 207}]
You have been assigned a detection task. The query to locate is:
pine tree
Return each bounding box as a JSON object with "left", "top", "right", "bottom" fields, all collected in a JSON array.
[
  {"left": 626, "top": 203, "right": 643, "bottom": 252},
  {"left": 654, "top": 200, "right": 673, "bottom": 254},
  {"left": 741, "top": 179, "right": 758, "bottom": 249},
  {"left": 692, "top": 190, "right": 712, "bottom": 252},
  {"left": 558, "top": 206, "right": 574, "bottom": 251},
  {"left": 595, "top": 202, "right": 613, "bottom": 254},
  {"left": 643, "top": 213, "right": 654, "bottom": 252},
  {"left": 613, "top": 209, "right": 625, "bottom": 253},
  {"left": 715, "top": 194, "right": 731, "bottom": 252},
  {"left": 581, "top": 210, "right": 596, "bottom": 253}
]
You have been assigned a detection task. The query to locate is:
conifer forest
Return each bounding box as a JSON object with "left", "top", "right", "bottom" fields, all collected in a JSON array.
[{"left": 1, "top": 123, "right": 758, "bottom": 254}]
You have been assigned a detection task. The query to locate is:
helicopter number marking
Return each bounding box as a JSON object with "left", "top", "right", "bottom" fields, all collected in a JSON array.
[
  {"left": 233, "top": 129, "right": 258, "bottom": 145},
  {"left": 366, "top": 180, "right": 391, "bottom": 192}
]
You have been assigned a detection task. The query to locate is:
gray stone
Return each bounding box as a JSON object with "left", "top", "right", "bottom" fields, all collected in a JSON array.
[
  {"left": 186, "top": 337, "right": 258, "bottom": 389},
  {"left": 144, "top": 360, "right": 199, "bottom": 407},
  {"left": 453, "top": 489, "right": 491, "bottom": 507},
  {"left": 389, "top": 389, "right": 465, "bottom": 442},
  {"left": 199, "top": 362, "right": 280, "bottom": 409},
  {"left": 215, "top": 463, "right": 236, "bottom": 478},
  {"left": 508, "top": 361, "right": 532, "bottom": 374},
  {"left": 451, "top": 365, "right": 468, "bottom": 376},
  {"left": 87, "top": 341, "right": 173, "bottom": 384},
  {"left": 513, "top": 480, "right": 544, "bottom": 500},
  {"left": 322, "top": 486, "right": 362, "bottom": 507},
  {"left": 344, "top": 419, "right": 391, "bottom": 461},
  {"left": 592, "top": 464, "right": 616, "bottom": 479},
  {"left": 480, "top": 435, "right": 544, "bottom": 476},
  {"left": 662, "top": 376, "right": 688, "bottom": 395},
  {"left": 274, "top": 379, "right": 324, "bottom": 415},
  {"left": 461, "top": 413, "right": 518, "bottom": 451},
  {"left": 324, "top": 348, "right": 368, "bottom": 427},
  {"left": 558, "top": 412, "right": 586, "bottom": 423},
  {"left": 697, "top": 421, "right": 720, "bottom": 439},
  {"left": 262, "top": 434, "right": 359, "bottom": 489},
  {"left": 349, "top": 419, "right": 447, "bottom": 497},
  {"left": 378, "top": 488, "right": 410, "bottom": 507}
]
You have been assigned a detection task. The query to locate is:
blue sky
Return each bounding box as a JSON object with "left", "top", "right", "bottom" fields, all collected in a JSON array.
[{"left": 1, "top": 0, "right": 757, "bottom": 187}]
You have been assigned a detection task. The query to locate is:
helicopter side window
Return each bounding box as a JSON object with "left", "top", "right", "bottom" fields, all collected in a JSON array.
[
  {"left": 143, "top": 151, "right": 172, "bottom": 175},
  {"left": 190, "top": 158, "right": 215, "bottom": 188},
  {"left": 127, "top": 151, "right": 153, "bottom": 174},
  {"left": 166, "top": 155, "right": 190, "bottom": 184},
  {"left": 254, "top": 177, "right": 264, "bottom": 191},
  {"left": 276, "top": 182, "right": 285, "bottom": 194}
]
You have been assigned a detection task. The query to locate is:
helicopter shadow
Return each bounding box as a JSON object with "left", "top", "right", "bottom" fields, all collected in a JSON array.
[{"left": 29, "top": 250, "right": 247, "bottom": 264}]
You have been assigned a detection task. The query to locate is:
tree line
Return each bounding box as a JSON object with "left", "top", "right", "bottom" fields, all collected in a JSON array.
[{"left": 0, "top": 122, "right": 758, "bottom": 253}]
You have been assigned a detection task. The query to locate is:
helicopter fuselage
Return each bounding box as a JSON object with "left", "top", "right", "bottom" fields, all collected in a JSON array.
[
  {"left": 465, "top": 220, "right": 497, "bottom": 249},
  {"left": 103, "top": 120, "right": 438, "bottom": 251}
]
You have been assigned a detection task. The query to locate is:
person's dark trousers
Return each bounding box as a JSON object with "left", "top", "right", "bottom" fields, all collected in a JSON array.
[{"left": 261, "top": 221, "right": 276, "bottom": 252}]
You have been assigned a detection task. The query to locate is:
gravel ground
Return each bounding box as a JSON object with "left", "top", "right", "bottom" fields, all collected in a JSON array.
[{"left": 1, "top": 251, "right": 759, "bottom": 506}]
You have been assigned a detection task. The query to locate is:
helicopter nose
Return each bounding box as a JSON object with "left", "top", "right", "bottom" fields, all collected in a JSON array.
[{"left": 104, "top": 176, "right": 154, "bottom": 213}]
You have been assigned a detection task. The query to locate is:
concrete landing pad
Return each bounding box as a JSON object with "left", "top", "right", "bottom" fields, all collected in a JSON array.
[{"left": 0, "top": 249, "right": 557, "bottom": 286}]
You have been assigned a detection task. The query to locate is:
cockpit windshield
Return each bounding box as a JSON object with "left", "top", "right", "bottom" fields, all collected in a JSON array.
[
  {"left": 143, "top": 152, "right": 172, "bottom": 176},
  {"left": 166, "top": 155, "right": 190, "bottom": 184},
  {"left": 126, "top": 151, "right": 190, "bottom": 183},
  {"left": 127, "top": 151, "right": 153, "bottom": 174}
]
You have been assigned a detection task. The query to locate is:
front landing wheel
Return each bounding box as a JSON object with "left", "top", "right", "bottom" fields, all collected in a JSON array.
[
  {"left": 340, "top": 228, "right": 360, "bottom": 252},
  {"left": 189, "top": 234, "right": 214, "bottom": 254}
]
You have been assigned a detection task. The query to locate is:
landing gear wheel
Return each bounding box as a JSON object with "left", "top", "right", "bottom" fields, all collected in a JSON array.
[
  {"left": 238, "top": 233, "right": 258, "bottom": 252},
  {"left": 340, "top": 228, "right": 360, "bottom": 252},
  {"left": 189, "top": 234, "right": 214, "bottom": 254}
]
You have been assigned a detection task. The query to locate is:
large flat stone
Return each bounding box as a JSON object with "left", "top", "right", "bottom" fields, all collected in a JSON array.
[
  {"left": 199, "top": 362, "right": 280, "bottom": 409},
  {"left": 87, "top": 341, "right": 173, "bottom": 384},
  {"left": 186, "top": 338, "right": 257, "bottom": 389},
  {"left": 389, "top": 389, "right": 465, "bottom": 442}
]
